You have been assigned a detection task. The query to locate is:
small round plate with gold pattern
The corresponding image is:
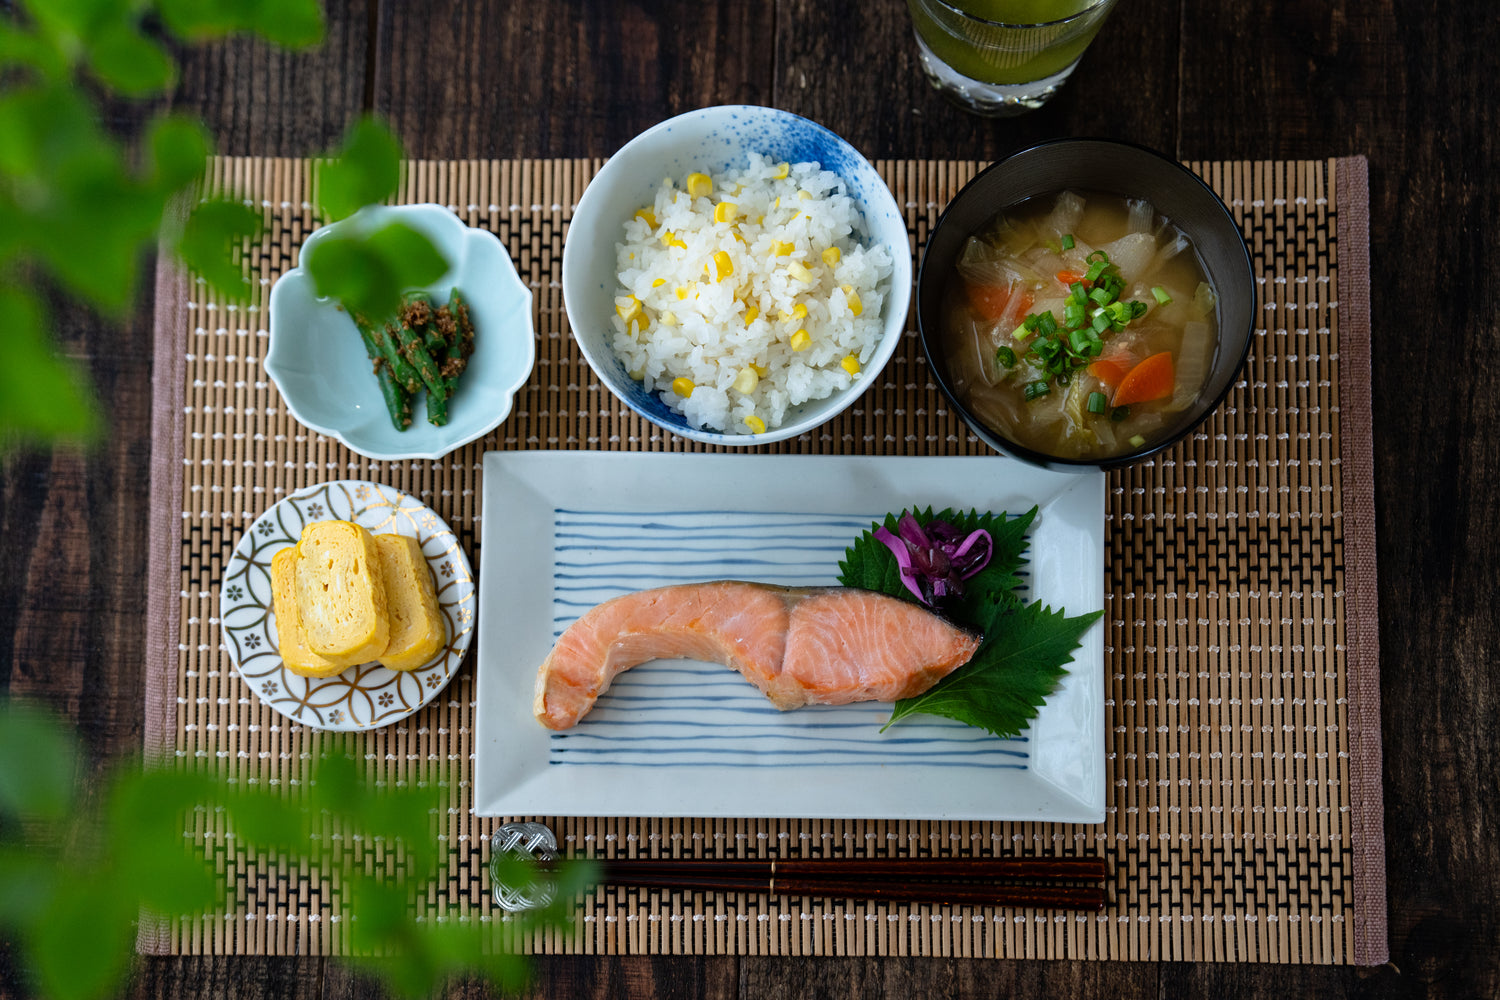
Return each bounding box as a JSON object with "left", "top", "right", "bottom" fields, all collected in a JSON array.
[{"left": 219, "top": 480, "right": 475, "bottom": 731}]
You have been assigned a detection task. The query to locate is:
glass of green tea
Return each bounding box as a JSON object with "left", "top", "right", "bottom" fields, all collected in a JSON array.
[{"left": 906, "top": 0, "right": 1119, "bottom": 116}]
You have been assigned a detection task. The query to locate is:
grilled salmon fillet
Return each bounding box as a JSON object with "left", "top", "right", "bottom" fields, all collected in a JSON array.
[{"left": 533, "top": 582, "right": 979, "bottom": 730}]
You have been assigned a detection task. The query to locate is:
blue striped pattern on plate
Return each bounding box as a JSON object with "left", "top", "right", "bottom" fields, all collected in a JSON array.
[{"left": 543, "top": 508, "right": 1028, "bottom": 771}]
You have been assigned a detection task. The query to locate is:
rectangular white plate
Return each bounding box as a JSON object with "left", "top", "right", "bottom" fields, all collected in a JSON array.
[{"left": 474, "top": 452, "right": 1105, "bottom": 822}]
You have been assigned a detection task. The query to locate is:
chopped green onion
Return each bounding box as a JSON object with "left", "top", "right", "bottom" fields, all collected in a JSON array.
[
  {"left": 1111, "top": 405, "right": 1130, "bottom": 422},
  {"left": 1068, "top": 329, "right": 1092, "bottom": 354},
  {"left": 1061, "top": 234, "right": 1075, "bottom": 250},
  {"left": 1132, "top": 300, "right": 1149, "bottom": 318},
  {"left": 1087, "top": 249, "right": 1108, "bottom": 264},
  {"left": 1011, "top": 323, "right": 1032, "bottom": 341},
  {"left": 1091, "top": 311, "right": 1111, "bottom": 334},
  {"left": 1151, "top": 286, "right": 1173, "bottom": 305},
  {"left": 1036, "top": 312, "right": 1058, "bottom": 336},
  {"left": 1128, "top": 434, "right": 1146, "bottom": 448},
  {"left": 1087, "top": 391, "right": 1108, "bottom": 414},
  {"left": 995, "top": 346, "right": 1016, "bottom": 367},
  {"left": 1023, "top": 314, "right": 1041, "bottom": 331},
  {"left": 1088, "top": 286, "right": 1112, "bottom": 306},
  {"left": 1084, "top": 260, "right": 1110, "bottom": 283},
  {"left": 1024, "top": 380, "right": 1051, "bottom": 401}
]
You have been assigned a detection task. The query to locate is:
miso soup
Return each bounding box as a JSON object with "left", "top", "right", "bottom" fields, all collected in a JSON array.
[{"left": 939, "top": 190, "right": 1219, "bottom": 460}]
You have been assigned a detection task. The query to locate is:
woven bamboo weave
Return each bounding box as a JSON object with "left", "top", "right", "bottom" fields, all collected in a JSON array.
[{"left": 142, "top": 156, "right": 1384, "bottom": 964}]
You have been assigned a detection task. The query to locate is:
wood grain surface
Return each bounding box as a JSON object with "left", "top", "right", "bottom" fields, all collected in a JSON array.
[{"left": 2, "top": 0, "right": 1496, "bottom": 996}]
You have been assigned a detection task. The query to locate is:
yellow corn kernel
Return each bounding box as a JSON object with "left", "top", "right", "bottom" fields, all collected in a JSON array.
[
  {"left": 732, "top": 367, "right": 759, "bottom": 394},
  {"left": 787, "top": 261, "right": 813, "bottom": 283},
  {"left": 615, "top": 295, "right": 642, "bottom": 322},
  {"left": 675, "top": 286, "right": 691, "bottom": 301},
  {"left": 789, "top": 329, "right": 811, "bottom": 352},
  {"left": 770, "top": 240, "right": 793, "bottom": 257},
  {"left": 822, "top": 246, "right": 841, "bottom": 268},
  {"left": 798, "top": 189, "right": 812, "bottom": 200},
  {"left": 660, "top": 230, "right": 687, "bottom": 249},
  {"left": 743, "top": 305, "right": 760, "bottom": 324},
  {"left": 711, "top": 250, "right": 733, "bottom": 281},
  {"left": 628, "top": 368, "right": 644, "bottom": 380},
  {"left": 634, "top": 207, "right": 658, "bottom": 228},
  {"left": 841, "top": 284, "right": 863, "bottom": 316},
  {"left": 841, "top": 354, "right": 861, "bottom": 375},
  {"left": 777, "top": 308, "right": 791, "bottom": 322},
  {"left": 660, "top": 311, "right": 677, "bottom": 326},
  {"left": 671, "top": 377, "right": 695, "bottom": 397},
  {"left": 751, "top": 362, "right": 769, "bottom": 377},
  {"left": 686, "top": 172, "right": 713, "bottom": 198},
  {"left": 714, "top": 201, "right": 739, "bottom": 223},
  {"left": 791, "top": 302, "right": 808, "bottom": 320},
  {"left": 744, "top": 414, "right": 766, "bottom": 434},
  {"left": 732, "top": 230, "right": 746, "bottom": 244},
  {"left": 772, "top": 162, "right": 790, "bottom": 179},
  {"left": 651, "top": 277, "right": 666, "bottom": 288}
]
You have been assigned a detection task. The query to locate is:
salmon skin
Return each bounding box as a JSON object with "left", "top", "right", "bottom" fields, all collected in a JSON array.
[{"left": 533, "top": 581, "right": 980, "bottom": 730}]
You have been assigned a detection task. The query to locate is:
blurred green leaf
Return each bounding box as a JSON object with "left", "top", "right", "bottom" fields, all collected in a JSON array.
[
  {"left": 0, "top": 82, "right": 97, "bottom": 177},
  {"left": 105, "top": 768, "right": 223, "bottom": 915},
  {"left": 0, "top": 849, "right": 60, "bottom": 926},
  {"left": 28, "top": 876, "right": 137, "bottom": 1000},
  {"left": 18, "top": 0, "right": 132, "bottom": 59},
  {"left": 146, "top": 115, "right": 212, "bottom": 192},
  {"left": 0, "top": 701, "right": 79, "bottom": 822},
  {"left": 365, "top": 222, "right": 446, "bottom": 279},
  {"left": 309, "top": 748, "right": 364, "bottom": 814},
  {"left": 86, "top": 23, "right": 176, "bottom": 95},
  {"left": 0, "top": 82, "right": 163, "bottom": 314},
  {"left": 0, "top": 22, "right": 69, "bottom": 77},
  {"left": 305, "top": 220, "right": 446, "bottom": 321},
  {"left": 224, "top": 787, "right": 314, "bottom": 859},
  {"left": 251, "top": 0, "right": 325, "bottom": 48},
  {"left": 343, "top": 877, "right": 532, "bottom": 999},
  {"left": 157, "top": 0, "right": 325, "bottom": 48},
  {"left": 177, "top": 198, "right": 264, "bottom": 300},
  {"left": 316, "top": 117, "right": 401, "bottom": 221}
]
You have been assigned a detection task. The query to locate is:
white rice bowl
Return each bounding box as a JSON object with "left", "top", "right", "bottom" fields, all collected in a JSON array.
[{"left": 609, "top": 154, "right": 893, "bottom": 435}]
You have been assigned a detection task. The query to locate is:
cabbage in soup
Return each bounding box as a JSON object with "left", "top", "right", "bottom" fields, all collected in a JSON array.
[{"left": 940, "top": 190, "right": 1219, "bottom": 460}]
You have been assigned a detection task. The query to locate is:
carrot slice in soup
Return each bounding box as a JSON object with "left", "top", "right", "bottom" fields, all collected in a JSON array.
[
  {"left": 1087, "top": 353, "right": 1134, "bottom": 388},
  {"left": 1111, "top": 351, "right": 1176, "bottom": 406},
  {"left": 965, "top": 282, "right": 1032, "bottom": 322}
]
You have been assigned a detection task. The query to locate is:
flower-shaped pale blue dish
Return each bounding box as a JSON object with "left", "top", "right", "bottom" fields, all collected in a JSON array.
[
  {"left": 561, "top": 105, "right": 912, "bottom": 446},
  {"left": 267, "top": 204, "right": 535, "bottom": 460}
]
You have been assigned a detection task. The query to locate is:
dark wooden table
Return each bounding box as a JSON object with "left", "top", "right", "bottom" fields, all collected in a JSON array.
[{"left": 3, "top": 1, "right": 1496, "bottom": 997}]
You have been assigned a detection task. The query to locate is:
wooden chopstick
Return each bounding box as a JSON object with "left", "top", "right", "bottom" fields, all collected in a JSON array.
[
  {"left": 595, "top": 856, "right": 1109, "bottom": 882},
  {"left": 542, "top": 856, "right": 1110, "bottom": 911}
]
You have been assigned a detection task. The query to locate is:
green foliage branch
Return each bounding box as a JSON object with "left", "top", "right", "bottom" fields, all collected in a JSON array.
[
  {"left": 0, "top": 701, "right": 595, "bottom": 999},
  {"left": 0, "top": 0, "right": 445, "bottom": 451}
]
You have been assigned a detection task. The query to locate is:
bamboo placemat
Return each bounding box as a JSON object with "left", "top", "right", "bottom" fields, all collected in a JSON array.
[{"left": 142, "top": 156, "right": 1384, "bottom": 964}]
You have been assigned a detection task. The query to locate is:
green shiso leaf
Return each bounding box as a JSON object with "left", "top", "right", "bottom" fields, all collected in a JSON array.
[{"left": 838, "top": 506, "right": 1101, "bottom": 739}]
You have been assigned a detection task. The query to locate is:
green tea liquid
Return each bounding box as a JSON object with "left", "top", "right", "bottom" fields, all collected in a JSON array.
[{"left": 908, "top": 0, "right": 1105, "bottom": 85}]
